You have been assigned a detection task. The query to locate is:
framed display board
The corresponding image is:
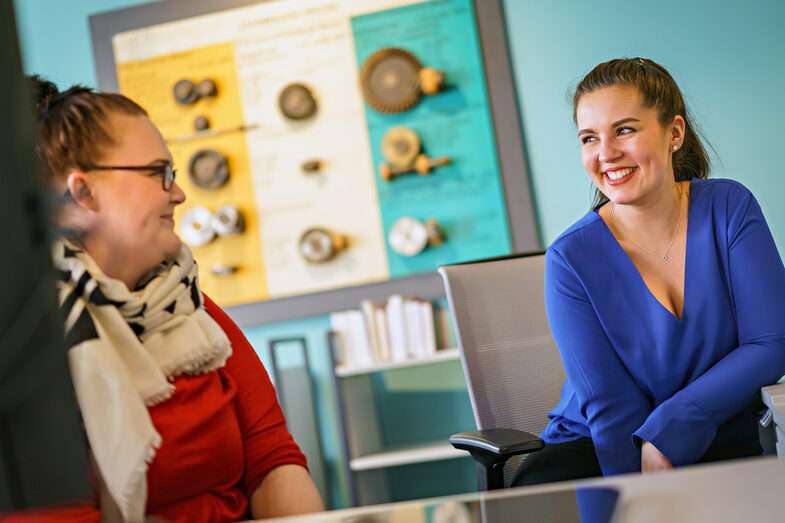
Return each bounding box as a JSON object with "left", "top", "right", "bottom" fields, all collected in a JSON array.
[{"left": 90, "top": 0, "right": 538, "bottom": 325}]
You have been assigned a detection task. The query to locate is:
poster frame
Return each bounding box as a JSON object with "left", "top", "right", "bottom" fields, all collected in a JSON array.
[{"left": 89, "top": 0, "right": 539, "bottom": 326}]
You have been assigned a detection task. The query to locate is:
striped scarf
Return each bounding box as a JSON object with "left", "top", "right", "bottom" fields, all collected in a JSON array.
[{"left": 53, "top": 238, "right": 231, "bottom": 522}]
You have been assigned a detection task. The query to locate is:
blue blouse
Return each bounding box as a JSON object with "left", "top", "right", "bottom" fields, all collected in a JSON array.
[{"left": 542, "top": 178, "right": 785, "bottom": 475}]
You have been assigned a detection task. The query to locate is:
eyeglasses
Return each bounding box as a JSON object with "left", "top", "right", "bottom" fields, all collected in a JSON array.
[{"left": 82, "top": 164, "right": 177, "bottom": 191}]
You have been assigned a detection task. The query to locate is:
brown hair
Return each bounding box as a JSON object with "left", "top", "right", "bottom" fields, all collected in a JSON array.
[
  {"left": 573, "top": 58, "right": 711, "bottom": 207},
  {"left": 29, "top": 75, "right": 147, "bottom": 185}
]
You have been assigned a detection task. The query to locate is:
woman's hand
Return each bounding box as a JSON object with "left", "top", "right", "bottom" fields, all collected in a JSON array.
[{"left": 641, "top": 440, "right": 674, "bottom": 473}]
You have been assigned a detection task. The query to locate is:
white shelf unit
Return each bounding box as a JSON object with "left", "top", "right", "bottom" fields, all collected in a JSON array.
[
  {"left": 335, "top": 348, "right": 460, "bottom": 377},
  {"left": 328, "top": 336, "right": 469, "bottom": 506},
  {"left": 349, "top": 441, "right": 465, "bottom": 471}
]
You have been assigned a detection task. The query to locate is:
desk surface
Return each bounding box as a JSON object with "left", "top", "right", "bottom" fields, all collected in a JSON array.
[
  {"left": 260, "top": 456, "right": 785, "bottom": 523},
  {"left": 761, "top": 382, "right": 785, "bottom": 428}
]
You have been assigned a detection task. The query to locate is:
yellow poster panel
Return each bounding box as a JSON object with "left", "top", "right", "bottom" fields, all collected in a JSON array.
[
  {"left": 116, "top": 42, "right": 243, "bottom": 138},
  {"left": 117, "top": 43, "right": 268, "bottom": 306},
  {"left": 168, "top": 133, "right": 267, "bottom": 306}
]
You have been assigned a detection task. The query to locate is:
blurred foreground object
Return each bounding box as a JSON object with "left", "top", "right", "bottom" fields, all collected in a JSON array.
[{"left": 0, "top": 0, "right": 90, "bottom": 512}]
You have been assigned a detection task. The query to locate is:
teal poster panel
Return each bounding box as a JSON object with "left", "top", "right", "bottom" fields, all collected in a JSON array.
[{"left": 352, "top": 0, "right": 512, "bottom": 278}]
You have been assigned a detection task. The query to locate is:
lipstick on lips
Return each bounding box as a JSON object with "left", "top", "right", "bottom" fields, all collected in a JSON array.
[{"left": 604, "top": 166, "right": 637, "bottom": 186}]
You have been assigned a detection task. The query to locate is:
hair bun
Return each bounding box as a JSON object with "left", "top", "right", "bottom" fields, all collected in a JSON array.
[{"left": 28, "top": 75, "right": 60, "bottom": 116}]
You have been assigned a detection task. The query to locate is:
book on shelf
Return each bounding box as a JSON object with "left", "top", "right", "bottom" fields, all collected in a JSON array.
[
  {"left": 404, "top": 298, "right": 422, "bottom": 359},
  {"left": 374, "top": 305, "right": 392, "bottom": 363},
  {"left": 330, "top": 295, "right": 452, "bottom": 369},
  {"left": 386, "top": 294, "right": 409, "bottom": 363},
  {"left": 420, "top": 300, "right": 437, "bottom": 356},
  {"left": 359, "top": 299, "right": 383, "bottom": 362},
  {"left": 329, "top": 311, "right": 348, "bottom": 365},
  {"left": 436, "top": 305, "right": 457, "bottom": 351},
  {"left": 329, "top": 309, "right": 373, "bottom": 368}
]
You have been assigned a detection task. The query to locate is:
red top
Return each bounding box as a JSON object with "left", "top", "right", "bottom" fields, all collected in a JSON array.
[{"left": 6, "top": 294, "right": 307, "bottom": 522}]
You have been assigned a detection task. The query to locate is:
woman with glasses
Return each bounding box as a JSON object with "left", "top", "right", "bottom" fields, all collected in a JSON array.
[
  {"left": 18, "top": 77, "right": 324, "bottom": 522},
  {"left": 512, "top": 58, "right": 785, "bottom": 486}
]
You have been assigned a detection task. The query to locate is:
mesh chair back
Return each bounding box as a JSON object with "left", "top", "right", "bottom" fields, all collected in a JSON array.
[{"left": 439, "top": 252, "right": 566, "bottom": 486}]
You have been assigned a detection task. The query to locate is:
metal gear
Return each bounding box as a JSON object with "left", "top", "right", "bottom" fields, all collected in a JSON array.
[
  {"left": 188, "top": 149, "right": 230, "bottom": 190},
  {"left": 298, "top": 227, "right": 346, "bottom": 263},
  {"left": 381, "top": 126, "right": 421, "bottom": 168},
  {"left": 195, "top": 78, "right": 218, "bottom": 98},
  {"left": 360, "top": 48, "right": 423, "bottom": 114},
  {"left": 180, "top": 206, "right": 216, "bottom": 247},
  {"left": 173, "top": 79, "right": 199, "bottom": 105},
  {"left": 193, "top": 115, "right": 210, "bottom": 131},
  {"left": 211, "top": 205, "right": 245, "bottom": 236},
  {"left": 278, "top": 83, "right": 318, "bottom": 120},
  {"left": 387, "top": 216, "right": 429, "bottom": 257}
]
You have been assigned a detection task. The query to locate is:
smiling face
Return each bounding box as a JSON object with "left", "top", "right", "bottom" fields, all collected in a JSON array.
[
  {"left": 84, "top": 112, "right": 186, "bottom": 284},
  {"left": 576, "top": 85, "right": 684, "bottom": 207}
]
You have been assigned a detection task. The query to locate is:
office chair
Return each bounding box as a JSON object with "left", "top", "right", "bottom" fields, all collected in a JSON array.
[{"left": 438, "top": 252, "right": 566, "bottom": 490}]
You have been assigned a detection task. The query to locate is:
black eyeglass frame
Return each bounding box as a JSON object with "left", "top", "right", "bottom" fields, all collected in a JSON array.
[{"left": 81, "top": 164, "right": 177, "bottom": 191}]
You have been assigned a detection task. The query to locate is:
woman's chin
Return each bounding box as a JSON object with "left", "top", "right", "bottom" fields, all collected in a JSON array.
[
  {"left": 166, "top": 236, "right": 183, "bottom": 256},
  {"left": 157, "top": 234, "right": 183, "bottom": 260}
]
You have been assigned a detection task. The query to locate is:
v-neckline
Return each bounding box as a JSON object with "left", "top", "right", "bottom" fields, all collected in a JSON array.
[{"left": 596, "top": 179, "right": 693, "bottom": 324}]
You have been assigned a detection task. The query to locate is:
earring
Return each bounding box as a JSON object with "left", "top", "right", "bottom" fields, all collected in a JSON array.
[{"left": 672, "top": 145, "right": 679, "bottom": 151}]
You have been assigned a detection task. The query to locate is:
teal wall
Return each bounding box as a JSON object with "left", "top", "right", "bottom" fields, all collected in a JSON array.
[
  {"left": 502, "top": 0, "right": 785, "bottom": 249},
  {"left": 12, "top": 0, "right": 155, "bottom": 89},
  {"left": 239, "top": 315, "right": 347, "bottom": 507}
]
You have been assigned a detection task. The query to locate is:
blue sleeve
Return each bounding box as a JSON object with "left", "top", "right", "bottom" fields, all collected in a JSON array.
[
  {"left": 634, "top": 189, "right": 785, "bottom": 465},
  {"left": 545, "top": 247, "right": 651, "bottom": 475}
]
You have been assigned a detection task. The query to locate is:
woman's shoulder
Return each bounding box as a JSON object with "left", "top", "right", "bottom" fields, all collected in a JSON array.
[
  {"left": 690, "top": 178, "right": 762, "bottom": 231},
  {"left": 549, "top": 209, "right": 606, "bottom": 256},
  {"left": 201, "top": 292, "right": 244, "bottom": 344},
  {"left": 690, "top": 177, "right": 755, "bottom": 205},
  {"left": 202, "top": 292, "right": 223, "bottom": 320}
]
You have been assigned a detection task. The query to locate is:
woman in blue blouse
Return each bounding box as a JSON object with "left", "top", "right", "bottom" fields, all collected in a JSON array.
[{"left": 512, "top": 58, "right": 785, "bottom": 486}]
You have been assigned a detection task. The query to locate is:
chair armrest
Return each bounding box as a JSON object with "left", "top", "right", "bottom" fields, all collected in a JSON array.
[
  {"left": 450, "top": 428, "right": 544, "bottom": 491},
  {"left": 450, "top": 428, "right": 544, "bottom": 458}
]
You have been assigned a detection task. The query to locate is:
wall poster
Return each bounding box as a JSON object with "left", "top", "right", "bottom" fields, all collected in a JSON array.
[{"left": 98, "top": 0, "right": 533, "bottom": 309}]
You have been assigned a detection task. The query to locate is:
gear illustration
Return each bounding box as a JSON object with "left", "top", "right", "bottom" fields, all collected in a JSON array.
[
  {"left": 381, "top": 126, "right": 421, "bottom": 168},
  {"left": 173, "top": 79, "right": 199, "bottom": 105},
  {"left": 360, "top": 48, "right": 423, "bottom": 114},
  {"left": 388, "top": 216, "right": 429, "bottom": 257},
  {"left": 278, "top": 83, "right": 318, "bottom": 120},
  {"left": 180, "top": 206, "right": 216, "bottom": 247},
  {"left": 188, "top": 149, "right": 230, "bottom": 190},
  {"left": 298, "top": 227, "right": 347, "bottom": 264}
]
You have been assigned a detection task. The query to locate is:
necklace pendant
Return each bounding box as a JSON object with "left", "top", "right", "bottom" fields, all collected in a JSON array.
[{"left": 662, "top": 255, "right": 668, "bottom": 261}]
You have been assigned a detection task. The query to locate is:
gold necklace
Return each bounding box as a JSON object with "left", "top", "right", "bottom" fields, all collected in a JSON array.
[{"left": 610, "top": 187, "right": 683, "bottom": 261}]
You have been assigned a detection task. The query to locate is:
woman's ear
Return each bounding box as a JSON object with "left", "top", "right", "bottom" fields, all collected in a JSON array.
[
  {"left": 66, "top": 171, "right": 99, "bottom": 211},
  {"left": 671, "top": 115, "right": 686, "bottom": 145},
  {"left": 54, "top": 171, "right": 98, "bottom": 235}
]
